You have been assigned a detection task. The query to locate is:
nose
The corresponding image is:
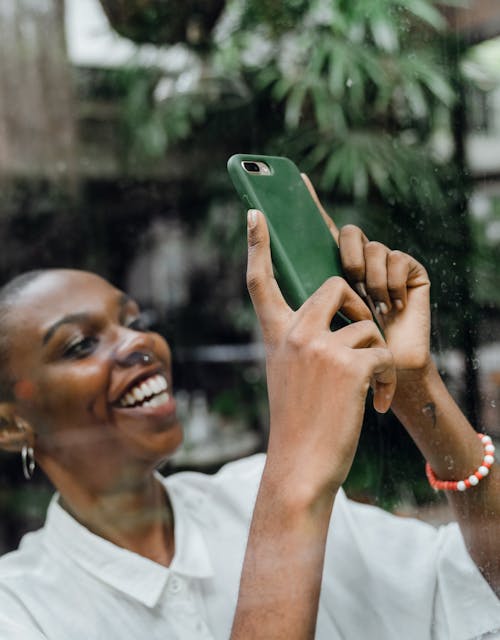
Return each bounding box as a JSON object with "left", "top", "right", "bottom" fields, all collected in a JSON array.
[
  {"left": 118, "top": 351, "right": 154, "bottom": 368},
  {"left": 113, "top": 329, "right": 156, "bottom": 368}
]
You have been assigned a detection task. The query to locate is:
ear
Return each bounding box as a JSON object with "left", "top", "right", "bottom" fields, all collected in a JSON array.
[{"left": 0, "top": 403, "right": 35, "bottom": 453}]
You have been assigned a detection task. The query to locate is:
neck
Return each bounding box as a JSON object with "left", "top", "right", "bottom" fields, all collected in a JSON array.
[{"left": 45, "top": 460, "right": 175, "bottom": 567}]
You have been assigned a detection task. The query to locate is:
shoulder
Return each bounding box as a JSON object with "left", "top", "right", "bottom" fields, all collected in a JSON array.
[
  {"left": 0, "top": 529, "right": 47, "bottom": 580},
  {"left": 0, "top": 612, "right": 48, "bottom": 640},
  {"left": 163, "top": 453, "right": 266, "bottom": 521},
  {"left": 0, "top": 529, "right": 52, "bottom": 632},
  {"left": 165, "top": 453, "right": 265, "bottom": 490},
  {"left": 331, "top": 492, "right": 462, "bottom": 568},
  {"left": 164, "top": 453, "right": 266, "bottom": 496},
  {"left": 329, "top": 495, "right": 500, "bottom": 637}
]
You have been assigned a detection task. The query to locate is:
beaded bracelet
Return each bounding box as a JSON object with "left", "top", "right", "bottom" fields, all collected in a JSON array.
[{"left": 426, "top": 433, "right": 495, "bottom": 492}]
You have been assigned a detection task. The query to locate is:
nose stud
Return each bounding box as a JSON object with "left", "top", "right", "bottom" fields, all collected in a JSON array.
[{"left": 120, "top": 351, "right": 154, "bottom": 367}]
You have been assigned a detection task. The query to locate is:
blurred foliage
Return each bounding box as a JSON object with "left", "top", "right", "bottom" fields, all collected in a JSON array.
[
  {"left": 113, "top": 0, "right": 455, "bottom": 191},
  {"left": 106, "top": 0, "right": 482, "bottom": 353},
  {"left": 470, "top": 196, "right": 500, "bottom": 307},
  {"left": 121, "top": 68, "right": 208, "bottom": 158}
]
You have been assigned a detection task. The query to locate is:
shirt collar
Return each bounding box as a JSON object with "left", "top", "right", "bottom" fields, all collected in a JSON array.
[
  {"left": 42, "top": 474, "right": 213, "bottom": 608},
  {"left": 167, "top": 481, "right": 213, "bottom": 580}
]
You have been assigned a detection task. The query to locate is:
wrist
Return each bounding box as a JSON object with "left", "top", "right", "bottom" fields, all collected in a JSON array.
[
  {"left": 397, "top": 355, "right": 435, "bottom": 383},
  {"left": 392, "top": 357, "right": 436, "bottom": 408},
  {"left": 426, "top": 434, "right": 495, "bottom": 491},
  {"left": 389, "top": 358, "right": 490, "bottom": 483},
  {"left": 262, "top": 453, "right": 339, "bottom": 517}
]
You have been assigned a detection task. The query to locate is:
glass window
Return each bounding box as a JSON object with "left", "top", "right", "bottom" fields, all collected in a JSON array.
[{"left": 0, "top": 1, "right": 498, "bottom": 637}]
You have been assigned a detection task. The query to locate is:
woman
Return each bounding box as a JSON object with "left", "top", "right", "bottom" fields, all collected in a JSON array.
[{"left": 0, "top": 201, "right": 498, "bottom": 640}]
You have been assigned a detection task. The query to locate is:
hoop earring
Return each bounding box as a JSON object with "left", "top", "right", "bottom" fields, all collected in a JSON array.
[{"left": 22, "top": 445, "right": 35, "bottom": 480}]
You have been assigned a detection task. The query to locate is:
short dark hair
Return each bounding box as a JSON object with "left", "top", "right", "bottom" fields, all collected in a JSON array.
[{"left": 0, "top": 270, "right": 48, "bottom": 401}]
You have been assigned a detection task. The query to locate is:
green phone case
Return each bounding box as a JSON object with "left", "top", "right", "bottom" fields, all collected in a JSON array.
[{"left": 228, "top": 154, "right": 348, "bottom": 328}]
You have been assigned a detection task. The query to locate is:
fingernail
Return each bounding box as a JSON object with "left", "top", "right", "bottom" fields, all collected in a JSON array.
[
  {"left": 394, "top": 299, "right": 404, "bottom": 311},
  {"left": 247, "top": 209, "right": 258, "bottom": 229},
  {"left": 376, "top": 301, "right": 389, "bottom": 315},
  {"left": 354, "top": 282, "right": 367, "bottom": 298}
]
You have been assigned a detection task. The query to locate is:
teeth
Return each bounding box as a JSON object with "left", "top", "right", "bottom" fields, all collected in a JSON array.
[
  {"left": 142, "top": 393, "right": 169, "bottom": 409},
  {"left": 140, "top": 381, "right": 152, "bottom": 397},
  {"left": 150, "top": 378, "right": 161, "bottom": 394},
  {"left": 119, "top": 375, "right": 169, "bottom": 408},
  {"left": 133, "top": 387, "right": 144, "bottom": 402},
  {"left": 150, "top": 392, "right": 169, "bottom": 407}
]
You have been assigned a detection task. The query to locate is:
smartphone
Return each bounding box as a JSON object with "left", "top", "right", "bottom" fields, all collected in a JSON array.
[{"left": 227, "top": 153, "right": 349, "bottom": 329}]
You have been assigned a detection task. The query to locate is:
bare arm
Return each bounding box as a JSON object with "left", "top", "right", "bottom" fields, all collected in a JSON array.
[
  {"left": 231, "top": 468, "right": 336, "bottom": 640},
  {"left": 231, "top": 210, "right": 396, "bottom": 639},
  {"left": 338, "top": 223, "right": 500, "bottom": 595},
  {"left": 391, "top": 363, "right": 500, "bottom": 595}
]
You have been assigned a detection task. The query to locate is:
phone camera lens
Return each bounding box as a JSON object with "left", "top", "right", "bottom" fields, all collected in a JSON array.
[{"left": 243, "top": 162, "right": 260, "bottom": 173}]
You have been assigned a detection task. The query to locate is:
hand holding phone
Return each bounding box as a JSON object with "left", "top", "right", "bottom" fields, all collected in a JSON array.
[{"left": 228, "top": 154, "right": 349, "bottom": 329}]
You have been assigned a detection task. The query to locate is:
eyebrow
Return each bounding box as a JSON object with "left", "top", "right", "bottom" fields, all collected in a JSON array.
[{"left": 42, "top": 293, "right": 132, "bottom": 346}]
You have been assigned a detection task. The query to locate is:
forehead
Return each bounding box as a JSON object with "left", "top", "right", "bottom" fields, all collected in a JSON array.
[{"left": 7, "top": 270, "right": 123, "bottom": 338}]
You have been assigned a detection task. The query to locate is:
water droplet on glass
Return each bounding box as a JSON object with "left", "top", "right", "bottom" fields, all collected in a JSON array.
[
  {"left": 491, "top": 400, "right": 497, "bottom": 408},
  {"left": 471, "top": 358, "right": 480, "bottom": 370},
  {"left": 346, "top": 78, "right": 353, "bottom": 88}
]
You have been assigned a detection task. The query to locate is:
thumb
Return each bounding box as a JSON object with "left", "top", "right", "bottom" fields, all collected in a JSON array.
[{"left": 246, "top": 210, "right": 290, "bottom": 341}]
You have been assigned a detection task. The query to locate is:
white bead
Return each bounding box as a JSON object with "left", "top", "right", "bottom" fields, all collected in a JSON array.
[
  {"left": 457, "top": 481, "right": 466, "bottom": 491},
  {"left": 478, "top": 466, "right": 489, "bottom": 477},
  {"left": 481, "top": 435, "right": 492, "bottom": 444},
  {"left": 484, "top": 455, "right": 495, "bottom": 465},
  {"left": 468, "top": 475, "right": 479, "bottom": 486},
  {"left": 485, "top": 444, "right": 495, "bottom": 454}
]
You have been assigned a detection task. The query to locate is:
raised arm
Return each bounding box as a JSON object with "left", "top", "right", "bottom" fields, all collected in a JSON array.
[
  {"left": 230, "top": 210, "right": 396, "bottom": 639},
  {"left": 338, "top": 224, "right": 500, "bottom": 596}
]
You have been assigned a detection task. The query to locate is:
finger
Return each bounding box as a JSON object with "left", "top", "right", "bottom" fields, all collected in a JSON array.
[
  {"left": 295, "top": 276, "right": 371, "bottom": 333},
  {"left": 246, "top": 210, "right": 291, "bottom": 341},
  {"left": 301, "top": 173, "right": 340, "bottom": 243},
  {"left": 364, "top": 241, "right": 392, "bottom": 314},
  {"left": 386, "top": 250, "right": 411, "bottom": 309},
  {"left": 361, "top": 347, "right": 396, "bottom": 413},
  {"left": 338, "top": 225, "right": 370, "bottom": 298},
  {"left": 337, "top": 319, "right": 385, "bottom": 350}
]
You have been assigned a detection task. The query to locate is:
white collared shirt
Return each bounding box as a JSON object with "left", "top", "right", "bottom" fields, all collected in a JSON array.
[{"left": 0, "top": 454, "right": 499, "bottom": 640}]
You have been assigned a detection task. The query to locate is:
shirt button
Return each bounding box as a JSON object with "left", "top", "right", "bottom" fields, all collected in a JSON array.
[
  {"left": 168, "top": 576, "right": 182, "bottom": 594},
  {"left": 195, "top": 620, "right": 212, "bottom": 637}
]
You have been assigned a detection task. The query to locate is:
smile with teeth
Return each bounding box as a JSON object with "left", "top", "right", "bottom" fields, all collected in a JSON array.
[{"left": 119, "top": 374, "right": 170, "bottom": 409}]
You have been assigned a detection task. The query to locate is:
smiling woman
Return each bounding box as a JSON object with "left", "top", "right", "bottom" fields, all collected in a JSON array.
[
  {"left": 0, "top": 270, "right": 182, "bottom": 565},
  {"left": 0, "top": 212, "right": 499, "bottom": 640}
]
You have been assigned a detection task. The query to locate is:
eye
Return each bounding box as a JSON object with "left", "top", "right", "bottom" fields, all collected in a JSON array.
[
  {"left": 63, "top": 336, "right": 98, "bottom": 360},
  {"left": 125, "top": 312, "right": 151, "bottom": 332}
]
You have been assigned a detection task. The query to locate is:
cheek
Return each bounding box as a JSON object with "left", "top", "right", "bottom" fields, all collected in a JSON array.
[
  {"left": 36, "top": 360, "right": 109, "bottom": 423},
  {"left": 13, "top": 380, "right": 35, "bottom": 401}
]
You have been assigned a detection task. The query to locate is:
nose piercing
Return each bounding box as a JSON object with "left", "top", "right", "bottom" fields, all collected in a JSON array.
[{"left": 121, "top": 351, "right": 154, "bottom": 367}]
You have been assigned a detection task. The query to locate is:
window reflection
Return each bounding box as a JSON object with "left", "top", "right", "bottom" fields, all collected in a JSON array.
[{"left": 0, "top": 1, "right": 499, "bottom": 637}]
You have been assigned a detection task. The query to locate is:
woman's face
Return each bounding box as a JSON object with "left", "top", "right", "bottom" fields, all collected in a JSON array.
[{"left": 6, "top": 270, "right": 182, "bottom": 488}]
